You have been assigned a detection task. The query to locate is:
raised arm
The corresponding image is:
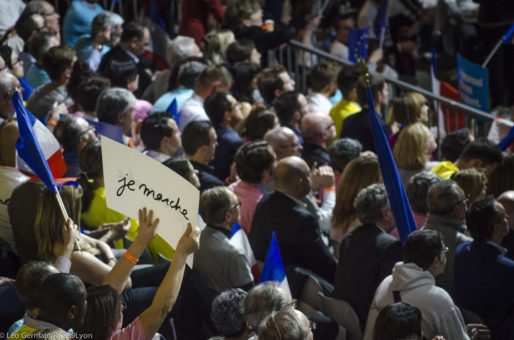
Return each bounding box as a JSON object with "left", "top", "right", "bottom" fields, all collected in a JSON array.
[
  {"left": 139, "top": 223, "right": 200, "bottom": 340},
  {"left": 103, "top": 208, "right": 159, "bottom": 294}
]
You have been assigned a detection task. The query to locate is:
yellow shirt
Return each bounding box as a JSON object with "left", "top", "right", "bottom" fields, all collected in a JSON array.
[
  {"left": 81, "top": 187, "right": 174, "bottom": 262},
  {"left": 330, "top": 99, "right": 362, "bottom": 137},
  {"left": 431, "top": 161, "right": 459, "bottom": 180},
  {"left": 9, "top": 324, "right": 38, "bottom": 339}
]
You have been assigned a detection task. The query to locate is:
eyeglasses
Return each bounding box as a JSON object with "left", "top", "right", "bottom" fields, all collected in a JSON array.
[{"left": 230, "top": 200, "right": 241, "bottom": 211}]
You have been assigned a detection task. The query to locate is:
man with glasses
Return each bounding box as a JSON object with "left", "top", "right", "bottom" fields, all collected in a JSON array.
[
  {"left": 424, "top": 180, "right": 472, "bottom": 297},
  {"left": 363, "top": 230, "right": 470, "bottom": 340},
  {"left": 194, "top": 186, "right": 254, "bottom": 293}
]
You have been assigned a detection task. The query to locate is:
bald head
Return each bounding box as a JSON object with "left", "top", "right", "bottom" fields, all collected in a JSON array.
[
  {"left": 275, "top": 156, "right": 311, "bottom": 198},
  {"left": 301, "top": 112, "right": 335, "bottom": 146},
  {"left": 498, "top": 191, "right": 514, "bottom": 230},
  {"left": 0, "top": 71, "right": 19, "bottom": 119},
  {"left": 264, "top": 127, "right": 302, "bottom": 160}
]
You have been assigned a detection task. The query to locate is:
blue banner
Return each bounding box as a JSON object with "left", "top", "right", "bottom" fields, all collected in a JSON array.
[{"left": 457, "top": 54, "right": 490, "bottom": 112}]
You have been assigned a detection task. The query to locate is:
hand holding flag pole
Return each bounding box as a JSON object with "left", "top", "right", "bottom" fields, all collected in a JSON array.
[{"left": 482, "top": 23, "right": 514, "bottom": 68}]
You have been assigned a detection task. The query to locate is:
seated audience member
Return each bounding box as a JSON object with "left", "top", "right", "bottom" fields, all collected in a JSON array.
[
  {"left": 26, "top": 45, "right": 75, "bottom": 120},
  {"left": 393, "top": 122, "right": 437, "bottom": 185},
  {"left": 182, "top": 120, "right": 225, "bottom": 192},
  {"left": 363, "top": 230, "right": 470, "bottom": 340},
  {"left": 257, "top": 305, "right": 314, "bottom": 340},
  {"left": 75, "top": 75, "right": 111, "bottom": 120},
  {"left": 330, "top": 65, "right": 362, "bottom": 137},
  {"left": 432, "top": 138, "right": 502, "bottom": 180},
  {"left": 195, "top": 187, "right": 254, "bottom": 292},
  {"left": 242, "top": 108, "right": 279, "bottom": 142},
  {"left": 387, "top": 92, "right": 430, "bottom": 148},
  {"left": 0, "top": 46, "right": 24, "bottom": 80},
  {"left": 78, "top": 211, "right": 200, "bottom": 340},
  {"left": 205, "top": 91, "right": 244, "bottom": 181},
  {"left": 96, "top": 87, "right": 136, "bottom": 143},
  {"left": 23, "top": 1, "right": 60, "bottom": 39},
  {"left": 498, "top": 191, "right": 514, "bottom": 260},
  {"left": 152, "top": 59, "right": 206, "bottom": 114},
  {"left": 101, "top": 59, "right": 139, "bottom": 93},
  {"left": 440, "top": 128, "right": 473, "bottom": 164},
  {"left": 0, "top": 72, "right": 20, "bottom": 121},
  {"left": 53, "top": 114, "right": 97, "bottom": 177},
  {"left": 340, "top": 73, "right": 391, "bottom": 152},
  {"left": 140, "top": 113, "right": 182, "bottom": 163},
  {"left": 3, "top": 11, "right": 44, "bottom": 59},
  {"left": 230, "top": 141, "right": 275, "bottom": 234},
  {"left": 334, "top": 184, "right": 402, "bottom": 328},
  {"left": 301, "top": 112, "right": 336, "bottom": 167},
  {"left": 162, "top": 157, "right": 201, "bottom": 190},
  {"left": 25, "top": 31, "right": 59, "bottom": 89},
  {"left": 229, "top": 61, "right": 261, "bottom": 104},
  {"left": 487, "top": 153, "right": 514, "bottom": 198},
  {"left": 210, "top": 289, "right": 250, "bottom": 340},
  {"left": 98, "top": 21, "right": 152, "bottom": 98},
  {"left": 273, "top": 91, "right": 309, "bottom": 145},
  {"left": 226, "top": 39, "right": 261, "bottom": 66},
  {"left": 244, "top": 282, "right": 291, "bottom": 332},
  {"left": 424, "top": 180, "right": 472, "bottom": 297},
  {"left": 331, "top": 155, "right": 380, "bottom": 251},
  {"left": 62, "top": 0, "right": 103, "bottom": 47},
  {"left": 451, "top": 168, "right": 488, "bottom": 204},
  {"left": 330, "top": 13, "right": 355, "bottom": 61},
  {"left": 66, "top": 60, "right": 95, "bottom": 110},
  {"left": 256, "top": 65, "right": 295, "bottom": 107},
  {"left": 203, "top": 29, "right": 235, "bottom": 65},
  {"left": 75, "top": 12, "right": 118, "bottom": 72},
  {"left": 373, "top": 302, "right": 423, "bottom": 340},
  {"left": 10, "top": 273, "right": 87, "bottom": 339},
  {"left": 328, "top": 138, "right": 362, "bottom": 187},
  {"left": 250, "top": 156, "right": 336, "bottom": 282},
  {"left": 306, "top": 62, "right": 341, "bottom": 115},
  {"left": 179, "top": 65, "right": 233, "bottom": 131},
  {"left": 264, "top": 127, "right": 303, "bottom": 161},
  {"left": 405, "top": 172, "right": 441, "bottom": 231},
  {"left": 455, "top": 196, "right": 514, "bottom": 339}
]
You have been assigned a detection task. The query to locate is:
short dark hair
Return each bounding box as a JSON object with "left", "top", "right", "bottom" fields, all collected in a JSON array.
[
  {"left": 101, "top": 59, "right": 138, "bottom": 89},
  {"left": 15, "top": 13, "right": 44, "bottom": 41},
  {"left": 403, "top": 230, "right": 444, "bottom": 271},
  {"left": 258, "top": 65, "right": 288, "bottom": 105},
  {"left": 356, "top": 72, "right": 385, "bottom": 105},
  {"left": 182, "top": 120, "right": 213, "bottom": 155},
  {"left": 226, "top": 39, "right": 256, "bottom": 65},
  {"left": 140, "top": 113, "right": 173, "bottom": 150},
  {"left": 162, "top": 157, "right": 194, "bottom": 183},
  {"left": 39, "top": 273, "right": 86, "bottom": 322},
  {"left": 0, "top": 45, "right": 14, "bottom": 69},
  {"left": 235, "top": 141, "right": 275, "bottom": 184},
  {"left": 120, "top": 21, "right": 145, "bottom": 43},
  {"left": 67, "top": 60, "right": 95, "bottom": 103},
  {"left": 308, "top": 62, "right": 341, "bottom": 93},
  {"left": 27, "top": 31, "right": 56, "bottom": 62},
  {"left": 91, "top": 12, "right": 110, "bottom": 38},
  {"left": 406, "top": 172, "right": 441, "bottom": 215},
  {"left": 467, "top": 196, "right": 500, "bottom": 241},
  {"left": 205, "top": 91, "right": 232, "bottom": 127},
  {"left": 15, "top": 261, "right": 57, "bottom": 309},
  {"left": 243, "top": 108, "right": 278, "bottom": 141},
  {"left": 211, "top": 289, "right": 248, "bottom": 338},
  {"left": 273, "top": 91, "right": 301, "bottom": 126},
  {"left": 168, "top": 57, "right": 208, "bottom": 91},
  {"left": 374, "top": 302, "right": 422, "bottom": 340},
  {"left": 328, "top": 138, "right": 362, "bottom": 172},
  {"left": 459, "top": 138, "right": 502, "bottom": 166},
  {"left": 229, "top": 62, "right": 261, "bottom": 103},
  {"left": 77, "top": 76, "right": 111, "bottom": 113},
  {"left": 337, "top": 65, "right": 360, "bottom": 95},
  {"left": 440, "top": 128, "right": 471, "bottom": 162},
  {"left": 42, "top": 45, "right": 76, "bottom": 81}
]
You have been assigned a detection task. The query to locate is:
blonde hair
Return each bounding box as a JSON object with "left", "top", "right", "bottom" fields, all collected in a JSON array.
[
  {"left": 451, "top": 168, "right": 488, "bottom": 204},
  {"left": 203, "top": 29, "right": 235, "bottom": 65},
  {"left": 389, "top": 92, "right": 428, "bottom": 126},
  {"left": 35, "top": 185, "right": 83, "bottom": 261},
  {"left": 394, "top": 123, "right": 431, "bottom": 171},
  {"left": 331, "top": 155, "right": 380, "bottom": 240}
]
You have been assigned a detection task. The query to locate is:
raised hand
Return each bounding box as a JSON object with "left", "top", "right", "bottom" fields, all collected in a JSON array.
[
  {"left": 135, "top": 208, "right": 160, "bottom": 246},
  {"left": 175, "top": 223, "right": 200, "bottom": 257}
]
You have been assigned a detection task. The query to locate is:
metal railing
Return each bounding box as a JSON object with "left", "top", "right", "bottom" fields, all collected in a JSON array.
[{"left": 268, "top": 39, "right": 514, "bottom": 139}]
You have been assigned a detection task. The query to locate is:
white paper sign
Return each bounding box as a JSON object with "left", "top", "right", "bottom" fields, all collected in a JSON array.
[{"left": 101, "top": 136, "right": 200, "bottom": 254}]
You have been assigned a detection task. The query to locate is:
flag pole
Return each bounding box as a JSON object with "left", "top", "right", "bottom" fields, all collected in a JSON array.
[
  {"left": 53, "top": 186, "right": 81, "bottom": 251},
  {"left": 482, "top": 24, "right": 514, "bottom": 68}
]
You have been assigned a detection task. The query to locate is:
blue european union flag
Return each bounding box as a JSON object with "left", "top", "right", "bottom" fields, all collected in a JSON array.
[
  {"left": 348, "top": 27, "right": 370, "bottom": 63},
  {"left": 374, "top": 0, "right": 388, "bottom": 44}
]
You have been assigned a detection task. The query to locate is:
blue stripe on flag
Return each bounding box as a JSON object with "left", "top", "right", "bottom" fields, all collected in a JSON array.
[{"left": 260, "top": 232, "right": 287, "bottom": 283}]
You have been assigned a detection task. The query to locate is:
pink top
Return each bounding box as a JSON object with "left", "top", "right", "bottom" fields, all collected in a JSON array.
[
  {"left": 229, "top": 181, "right": 266, "bottom": 234},
  {"left": 390, "top": 212, "right": 427, "bottom": 239},
  {"left": 109, "top": 317, "right": 146, "bottom": 340}
]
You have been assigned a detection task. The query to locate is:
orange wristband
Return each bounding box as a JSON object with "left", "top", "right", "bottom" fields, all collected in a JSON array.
[
  {"left": 322, "top": 186, "right": 336, "bottom": 192},
  {"left": 123, "top": 251, "right": 139, "bottom": 265}
]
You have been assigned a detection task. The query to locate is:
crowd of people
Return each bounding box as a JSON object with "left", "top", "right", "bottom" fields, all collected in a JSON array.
[{"left": 0, "top": 0, "right": 514, "bottom": 339}]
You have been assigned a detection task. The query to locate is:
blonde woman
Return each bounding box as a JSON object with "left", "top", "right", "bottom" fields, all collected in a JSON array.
[
  {"left": 393, "top": 122, "right": 437, "bottom": 185},
  {"left": 203, "top": 29, "right": 235, "bottom": 65},
  {"left": 451, "top": 168, "right": 488, "bottom": 204},
  {"left": 388, "top": 92, "right": 430, "bottom": 148},
  {"left": 331, "top": 154, "right": 380, "bottom": 257}
]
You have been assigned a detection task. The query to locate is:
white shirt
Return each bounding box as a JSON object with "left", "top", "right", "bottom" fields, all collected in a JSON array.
[
  {"left": 178, "top": 94, "right": 210, "bottom": 131},
  {"left": 0, "top": 166, "right": 29, "bottom": 252},
  {"left": 142, "top": 149, "right": 171, "bottom": 163},
  {"left": 307, "top": 93, "right": 333, "bottom": 115},
  {"left": 330, "top": 41, "right": 349, "bottom": 61}
]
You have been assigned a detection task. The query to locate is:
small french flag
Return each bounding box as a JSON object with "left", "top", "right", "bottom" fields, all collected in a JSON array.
[
  {"left": 230, "top": 223, "right": 256, "bottom": 267},
  {"left": 260, "top": 231, "right": 291, "bottom": 295}
]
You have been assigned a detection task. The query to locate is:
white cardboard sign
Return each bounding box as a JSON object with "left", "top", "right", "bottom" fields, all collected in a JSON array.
[{"left": 101, "top": 136, "right": 200, "bottom": 254}]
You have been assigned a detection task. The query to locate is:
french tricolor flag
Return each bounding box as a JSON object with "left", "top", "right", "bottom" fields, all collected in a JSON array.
[
  {"left": 430, "top": 50, "right": 446, "bottom": 137},
  {"left": 230, "top": 223, "right": 256, "bottom": 267},
  {"left": 260, "top": 231, "right": 291, "bottom": 295},
  {"left": 13, "top": 92, "right": 67, "bottom": 182}
]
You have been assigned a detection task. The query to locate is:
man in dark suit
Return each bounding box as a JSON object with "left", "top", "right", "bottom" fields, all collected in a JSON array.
[
  {"left": 98, "top": 21, "right": 152, "bottom": 98},
  {"left": 340, "top": 73, "right": 391, "bottom": 152},
  {"left": 182, "top": 120, "right": 225, "bottom": 192},
  {"left": 333, "top": 184, "right": 402, "bottom": 329},
  {"left": 249, "top": 156, "right": 336, "bottom": 283},
  {"left": 455, "top": 196, "right": 514, "bottom": 340},
  {"left": 301, "top": 112, "right": 336, "bottom": 168}
]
